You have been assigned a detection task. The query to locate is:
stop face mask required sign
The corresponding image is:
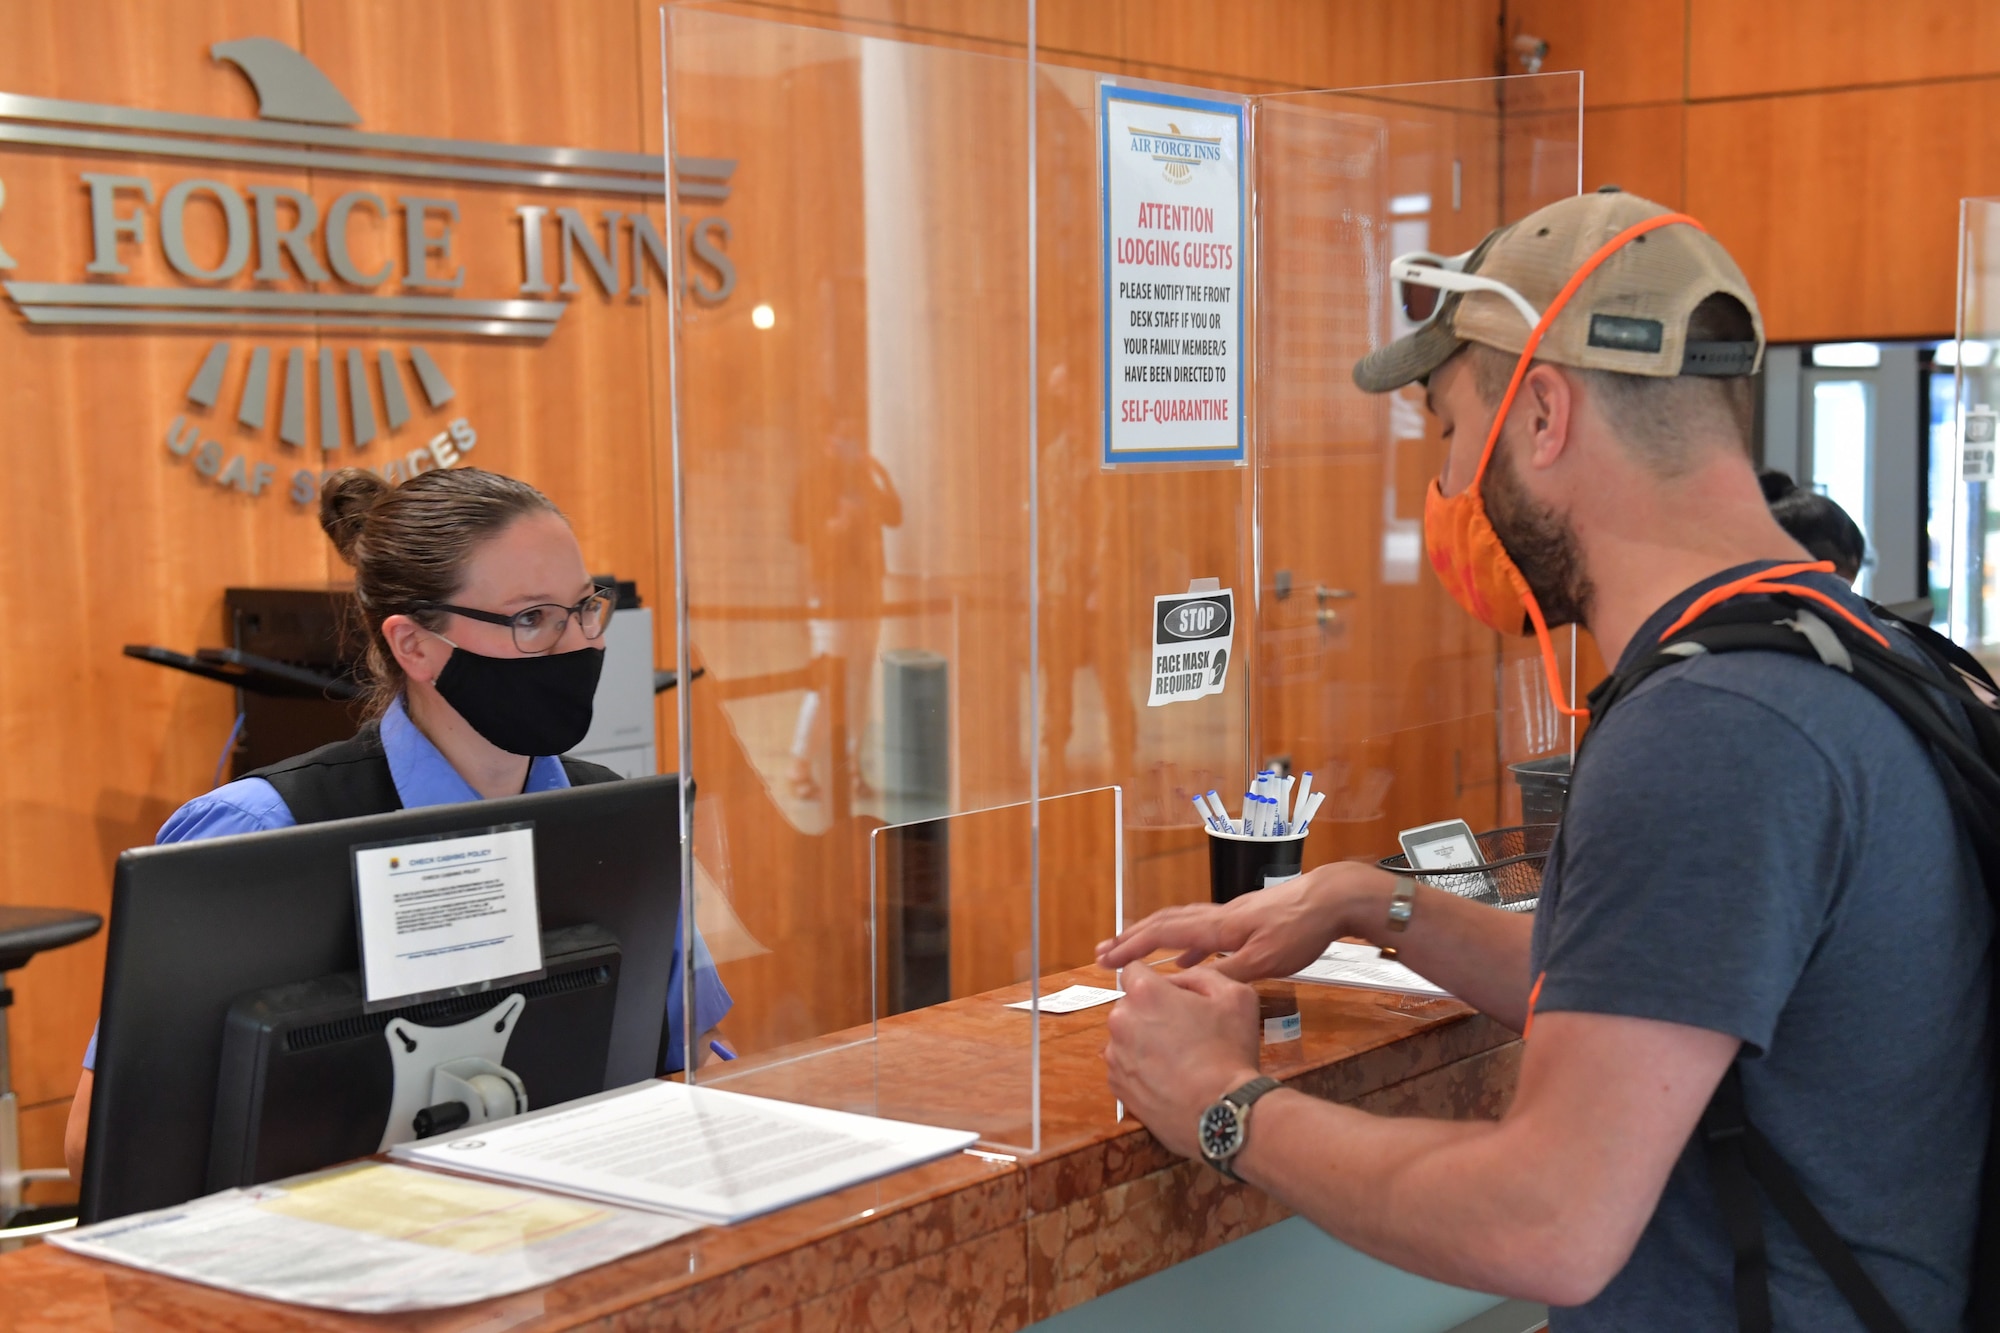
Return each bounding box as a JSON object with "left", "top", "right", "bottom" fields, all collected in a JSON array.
[{"left": 1149, "top": 588, "right": 1234, "bottom": 706}]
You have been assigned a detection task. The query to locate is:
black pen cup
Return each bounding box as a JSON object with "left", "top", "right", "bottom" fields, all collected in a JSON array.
[{"left": 1207, "top": 829, "right": 1308, "bottom": 904}]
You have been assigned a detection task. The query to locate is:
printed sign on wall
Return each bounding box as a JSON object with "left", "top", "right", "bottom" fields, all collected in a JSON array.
[
  {"left": 1149, "top": 587, "right": 1234, "bottom": 706},
  {"left": 1100, "top": 84, "right": 1245, "bottom": 466}
]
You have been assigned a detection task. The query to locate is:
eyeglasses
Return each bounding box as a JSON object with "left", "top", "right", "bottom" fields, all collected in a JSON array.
[
  {"left": 412, "top": 585, "right": 616, "bottom": 655},
  {"left": 1392, "top": 249, "right": 1542, "bottom": 330}
]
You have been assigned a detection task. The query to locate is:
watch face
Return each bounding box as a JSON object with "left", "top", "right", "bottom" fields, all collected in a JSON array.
[{"left": 1199, "top": 1101, "right": 1243, "bottom": 1162}]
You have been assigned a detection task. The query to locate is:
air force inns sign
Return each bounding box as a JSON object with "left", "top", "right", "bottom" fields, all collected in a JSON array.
[{"left": 0, "top": 37, "right": 735, "bottom": 506}]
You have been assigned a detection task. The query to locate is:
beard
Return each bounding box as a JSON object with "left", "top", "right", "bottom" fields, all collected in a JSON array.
[{"left": 1481, "top": 446, "right": 1593, "bottom": 629}]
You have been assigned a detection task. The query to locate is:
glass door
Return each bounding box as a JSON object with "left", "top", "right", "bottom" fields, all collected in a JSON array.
[
  {"left": 1801, "top": 346, "right": 1881, "bottom": 597},
  {"left": 1925, "top": 344, "right": 1961, "bottom": 623}
]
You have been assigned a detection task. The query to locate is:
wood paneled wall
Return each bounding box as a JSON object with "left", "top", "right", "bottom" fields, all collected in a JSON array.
[
  {"left": 1508, "top": 0, "right": 2000, "bottom": 341},
  {"left": 0, "top": 0, "right": 1509, "bottom": 1196},
  {"left": 0, "top": 0, "right": 675, "bottom": 1201}
]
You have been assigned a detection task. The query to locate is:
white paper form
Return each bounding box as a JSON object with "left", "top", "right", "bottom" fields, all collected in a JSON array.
[
  {"left": 353, "top": 825, "right": 542, "bottom": 1003},
  {"left": 48, "top": 1162, "right": 697, "bottom": 1313},
  {"left": 1005, "top": 984, "right": 1124, "bottom": 1013},
  {"left": 1291, "top": 941, "right": 1452, "bottom": 999},
  {"left": 394, "top": 1080, "right": 978, "bottom": 1226}
]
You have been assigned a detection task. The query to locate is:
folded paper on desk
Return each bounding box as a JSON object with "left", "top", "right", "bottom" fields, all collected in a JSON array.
[
  {"left": 1290, "top": 941, "right": 1451, "bottom": 999},
  {"left": 48, "top": 1162, "right": 697, "bottom": 1313},
  {"left": 1005, "top": 983, "right": 1123, "bottom": 1013},
  {"left": 394, "top": 1079, "right": 979, "bottom": 1225}
]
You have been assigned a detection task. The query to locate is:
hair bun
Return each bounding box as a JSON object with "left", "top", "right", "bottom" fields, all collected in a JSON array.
[
  {"left": 1757, "top": 468, "right": 1799, "bottom": 504},
  {"left": 319, "top": 468, "right": 392, "bottom": 565}
]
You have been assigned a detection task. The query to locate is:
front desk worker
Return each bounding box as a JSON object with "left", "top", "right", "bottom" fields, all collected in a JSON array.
[
  {"left": 66, "top": 467, "right": 733, "bottom": 1179},
  {"left": 1098, "top": 191, "right": 1991, "bottom": 1328}
]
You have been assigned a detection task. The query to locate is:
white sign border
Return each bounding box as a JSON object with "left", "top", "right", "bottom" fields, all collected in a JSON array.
[{"left": 1099, "top": 82, "right": 1248, "bottom": 468}]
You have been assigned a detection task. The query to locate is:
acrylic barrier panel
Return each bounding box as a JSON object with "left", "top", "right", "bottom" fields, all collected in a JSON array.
[
  {"left": 872, "top": 785, "right": 1118, "bottom": 1151},
  {"left": 1251, "top": 74, "right": 1581, "bottom": 865},
  {"left": 1028, "top": 70, "right": 1583, "bottom": 933},
  {"left": 665, "top": 8, "right": 1038, "bottom": 1103},
  {"left": 679, "top": 0, "right": 1032, "bottom": 47},
  {"left": 1947, "top": 198, "right": 2000, "bottom": 658},
  {"left": 674, "top": 787, "right": 1118, "bottom": 1156},
  {"left": 1033, "top": 64, "right": 1255, "bottom": 932}
]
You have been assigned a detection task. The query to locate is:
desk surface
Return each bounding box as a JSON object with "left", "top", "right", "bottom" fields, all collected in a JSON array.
[{"left": 0, "top": 963, "right": 1520, "bottom": 1333}]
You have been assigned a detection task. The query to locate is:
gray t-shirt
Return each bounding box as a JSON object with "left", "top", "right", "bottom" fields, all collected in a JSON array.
[{"left": 1531, "top": 564, "right": 1992, "bottom": 1332}]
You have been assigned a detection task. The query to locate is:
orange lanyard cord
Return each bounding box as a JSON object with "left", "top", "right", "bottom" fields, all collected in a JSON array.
[
  {"left": 1524, "top": 589, "right": 1588, "bottom": 720},
  {"left": 1656, "top": 560, "right": 1889, "bottom": 649},
  {"left": 1468, "top": 212, "right": 1707, "bottom": 494},
  {"left": 1461, "top": 212, "right": 1708, "bottom": 724}
]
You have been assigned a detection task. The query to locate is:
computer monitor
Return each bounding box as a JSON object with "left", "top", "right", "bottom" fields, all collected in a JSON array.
[{"left": 81, "top": 774, "right": 686, "bottom": 1224}]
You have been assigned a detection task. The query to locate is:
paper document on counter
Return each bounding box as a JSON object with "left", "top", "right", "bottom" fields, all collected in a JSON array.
[
  {"left": 1006, "top": 984, "right": 1123, "bottom": 1013},
  {"left": 394, "top": 1079, "right": 978, "bottom": 1225},
  {"left": 48, "top": 1162, "right": 697, "bottom": 1313},
  {"left": 1291, "top": 941, "right": 1451, "bottom": 999}
]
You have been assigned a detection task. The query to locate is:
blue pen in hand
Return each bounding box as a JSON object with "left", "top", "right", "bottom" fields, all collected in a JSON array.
[{"left": 710, "top": 1039, "right": 737, "bottom": 1062}]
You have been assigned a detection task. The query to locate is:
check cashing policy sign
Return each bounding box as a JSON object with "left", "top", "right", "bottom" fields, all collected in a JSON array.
[{"left": 1100, "top": 84, "right": 1245, "bottom": 466}]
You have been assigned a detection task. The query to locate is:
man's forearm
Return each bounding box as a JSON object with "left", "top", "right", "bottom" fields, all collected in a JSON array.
[
  {"left": 1231, "top": 1088, "right": 1605, "bottom": 1303},
  {"left": 1334, "top": 874, "right": 1536, "bottom": 1028},
  {"left": 1213, "top": 1009, "right": 1738, "bottom": 1305}
]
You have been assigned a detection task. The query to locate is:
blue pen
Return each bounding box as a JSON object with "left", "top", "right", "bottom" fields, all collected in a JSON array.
[
  {"left": 709, "top": 1040, "right": 736, "bottom": 1062},
  {"left": 1192, "top": 795, "right": 1219, "bottom": 832}
]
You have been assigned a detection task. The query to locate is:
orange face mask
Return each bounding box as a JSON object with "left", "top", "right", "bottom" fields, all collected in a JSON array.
[{"left": 1422, "top": 211, "right": 1706, "bottom": 721}]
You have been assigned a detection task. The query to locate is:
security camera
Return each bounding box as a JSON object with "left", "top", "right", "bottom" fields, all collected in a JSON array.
[{"left": 1514, "top": 34, "right": 1549, "bottom": 75}]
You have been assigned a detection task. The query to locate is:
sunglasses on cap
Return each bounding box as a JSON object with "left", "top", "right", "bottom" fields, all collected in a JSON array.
[{"left": 1392, "top": 249, "right": 1541, "bottom": 330}]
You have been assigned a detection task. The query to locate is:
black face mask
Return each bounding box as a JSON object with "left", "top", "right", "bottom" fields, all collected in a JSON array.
[{"left": 431, "top": 644, "right": 604, "bottom": 757}]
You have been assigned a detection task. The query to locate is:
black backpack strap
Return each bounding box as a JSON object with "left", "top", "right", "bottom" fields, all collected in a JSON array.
[
  {"left": 1594, "top": 603, "right": 2000, "bottom": 832},
  {"left": 245, "top": 723, "right": 403, "bottom": 824},
  {"left": 1593, "top": 597, "right": 1993, "bottom": 1333},
  {"left": 1868, "top": 598, "right": 2000, "bottom": 697},
  {"left": 1703, "top": 1067, "right": 1913, "bottom": 1333},
  {"left": 1699, "top": 1067, "right": 1776, "bottom": 1333}
]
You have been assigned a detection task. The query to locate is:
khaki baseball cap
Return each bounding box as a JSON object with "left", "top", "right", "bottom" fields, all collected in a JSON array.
[{"left": 1352, "top": 188, "right": 1764, "bottom": 393}]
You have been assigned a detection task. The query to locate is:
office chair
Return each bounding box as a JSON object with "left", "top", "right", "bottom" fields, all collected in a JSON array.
[{"left": 0, "top": 906, "right": 101, "bottom": 1244}]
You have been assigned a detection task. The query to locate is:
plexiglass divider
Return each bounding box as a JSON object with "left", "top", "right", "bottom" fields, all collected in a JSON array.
[
  {"left": 663, "top": 2, "right": 1049, "bottom": 1160},
  {"left": 1250, "top": 75, "right": 1584, "bottom": 868},
  {"left": 665, "top": 0, "right": 1580, "bottom": 1173}
]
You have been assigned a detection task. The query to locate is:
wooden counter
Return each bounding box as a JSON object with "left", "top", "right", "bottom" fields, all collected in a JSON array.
[{"left": 0, "top": 964, "right": 1520, "bottom": 1333}]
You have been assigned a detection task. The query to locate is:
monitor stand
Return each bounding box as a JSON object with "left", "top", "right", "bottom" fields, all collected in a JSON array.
[{"left": 380, "top": 993, "right": 528, "bottom": 1150}]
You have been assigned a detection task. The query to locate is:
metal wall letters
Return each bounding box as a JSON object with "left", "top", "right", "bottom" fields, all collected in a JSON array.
[{"left": 0, "top": 37, "right": 740, "bottom": 506}]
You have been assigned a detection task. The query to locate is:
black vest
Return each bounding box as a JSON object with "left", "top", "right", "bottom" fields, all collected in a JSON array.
[{"left": 246, "top": 722, "right": 622, "bottom": 825}]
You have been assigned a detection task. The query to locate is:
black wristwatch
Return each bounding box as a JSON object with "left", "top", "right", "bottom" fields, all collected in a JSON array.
[{"left": 1197, "top": 1075, "right": 1283, "bottom": 1181}]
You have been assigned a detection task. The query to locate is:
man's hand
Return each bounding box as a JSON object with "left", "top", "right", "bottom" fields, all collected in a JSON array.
[
  {"left": 1103, "top": 962, "right": 1262, "bottom": 1158},
  {"left": 1096, "top": 861, "right": 1390, "bottom": 981},
  {"left": 1100, "top": 862, "right": 1540, "bottom": 1029}
]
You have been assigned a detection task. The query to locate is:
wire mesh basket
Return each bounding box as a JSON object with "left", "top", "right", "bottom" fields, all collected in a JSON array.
[{"left": 1378, "top": 823, "right": 1555, "bottom": 914}]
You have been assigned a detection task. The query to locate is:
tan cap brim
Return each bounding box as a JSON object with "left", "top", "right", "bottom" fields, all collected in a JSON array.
[{"left": 1352, "top": 305, "right": 1465, "bottom": 393}]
